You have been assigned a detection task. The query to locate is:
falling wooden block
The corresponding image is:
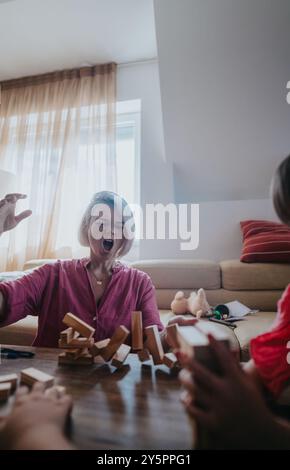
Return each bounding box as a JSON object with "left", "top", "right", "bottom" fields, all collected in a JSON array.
[
  {"left": 131, "top": 311, "right": 143, "bottom": 351},
  {"left": 137, "top": 349, "right": 151, "bottom": 362},
  {"left": 163, "top": 352, "right": 179, "bottom": 369},
  {"left": 0, "top": 373, "right": 18, "bottom": 391},
  {"left": 58, "top": 337, "right": 94, "bottom": 349},
  {"left": 177, "top": 326, "right": 231, "bottom": 373},
  {"left": 90, "top": 338, "right": 110, "bottom": 357},
  {"left": 101, "top": 326, "right": 130, "bottom": 361},
  {"left": 58, "top": 352, "right": 94, "bottom": 365},
  {"left": 145, "top": 325, "right": 164, "bottom": 365},
  {"left": 60, "top": 327, "right": 74, "bottom": 343},
  {"left": 45, "top": 385, "right": 66, "bottom": 399},
  {"left": 63, "top": 312, "right": 95, "bottom": 339},
  {"left": 20, "top": 367, "right": 54, "bottom": 389},
  {"left": 111, "top": 344, "right": 131, "bottom": 368},
  {"left": 166, "top": 323, "right": 180, "bottom": 350},
  {"left": 0, "top": 383, "right": 11, "bottom": 401}
]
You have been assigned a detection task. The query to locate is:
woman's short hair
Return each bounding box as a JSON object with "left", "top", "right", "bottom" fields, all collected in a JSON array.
[
  {"left": 272, "top": 155, "right": 290, "bottom": 225},
  {"left": 78, "top": 191, "right": 135, "bottom": 257}
]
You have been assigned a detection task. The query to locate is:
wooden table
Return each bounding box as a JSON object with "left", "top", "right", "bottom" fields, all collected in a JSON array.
[{"left": 0, "top": 345, "right": 193, "bottom": 450}]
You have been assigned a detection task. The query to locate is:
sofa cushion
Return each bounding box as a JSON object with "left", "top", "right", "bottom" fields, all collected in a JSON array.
[
  {"left": 240, "top": 220, "right": 290, "bottom": 263},
  {"left": 221, "top": 259, "right": 290, "bottom": 290},
  {"left": 131, "top": 259, "right": 221, "bottom": 289},
  {"left": 155, "top": 288, "right": 281, "bottom": 312}
]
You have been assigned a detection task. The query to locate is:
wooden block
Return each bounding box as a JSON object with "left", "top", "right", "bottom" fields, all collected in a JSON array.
[
  {"left": 144, "top": 325, "right": 164, "bottom": 365},
  {"left": 90, "top": 338, "right": 110, "bottom": 357},
  {"left": 166, "top": 324, "right": 180, "bottom": 350},
  {"left": 60, "top": 327, "right": 74, "bottom": 343},
  {"left": 177, "top": 326, "right": 230, "bottom": 373},
  {"left": 45, "top": 385, "right": 66, "bottom": 399},
  {"left": 58, "top": 352, "right": 94, "bottom": 365},
  {"left": 58, "top": 337, "right": 94, "bottom": 349},
  {"left": 0, "top": 383, "right": 11, "bottom": 401},
  {"left": 0, "top": 373, "right": 18, "bottom": 391},
  {"left": 101, "top": 326, "right": 130, "bottom": 361},
  {"left": 163, "top": 352, "right": 179, "bottom": 369},
  {"left": 111, "top": 344, "right": 131, "bottom": 368},
  {"left": 63, "top": 312, "right": 95, "bottom": 339},
  {"left": 20, "top": 367, "right": 54, "bottom": 389},
  {"left": 131, "top": 311, "right": 143, "bottom": 350},
  {"left": 63, "top": 348, "right": 82, "bottom": 359},
  {"left": 137, "top": 349, "right": 151, "bottom": 362}
]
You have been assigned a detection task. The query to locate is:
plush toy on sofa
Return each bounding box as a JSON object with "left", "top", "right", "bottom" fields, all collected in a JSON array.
[{"left": 171, "top": 288, "right": 211, "bottom": 319}]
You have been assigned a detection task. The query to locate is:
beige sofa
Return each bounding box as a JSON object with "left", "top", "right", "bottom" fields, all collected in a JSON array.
[{"left": 1, "top": 258, "right": 289, "bottom": 360}]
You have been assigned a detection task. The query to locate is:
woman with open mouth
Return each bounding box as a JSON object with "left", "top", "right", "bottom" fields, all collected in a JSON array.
[{"left": 0, "top": 191, "right": 195, "bottom": 349}]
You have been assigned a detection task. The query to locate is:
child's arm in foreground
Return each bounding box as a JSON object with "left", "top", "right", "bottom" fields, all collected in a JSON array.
[{"left": 0, "top": 383, "right": 74, "bottom": 450}]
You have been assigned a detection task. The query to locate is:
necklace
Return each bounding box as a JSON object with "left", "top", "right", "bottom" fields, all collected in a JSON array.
[{"left": 90, "top": 265, "right": 113, "bottom": 286}]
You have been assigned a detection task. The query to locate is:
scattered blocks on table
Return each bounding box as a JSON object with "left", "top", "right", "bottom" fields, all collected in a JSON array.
[
  {"left": 90, "top": 339, "right": 110, "bottom": 357},
  {"left": 58, "top": 352, "right": 94, "bottom": 365},
  {"left": 137, "top": 348, "right": 151, "bottom": 362},
  {"left": 131, "top": 311, "right": 143, "bottom": 351},
  {"left": 63, "top": 312, "right": 95, "bottom": 339},
  {"left": 60, "top": 327, "right": 74, "bottom": 343},
  {"left": 101, "top": 326, "right": 130, "bottom": 361},
  {"left": 111, "top": 344, "right": 131, "bottom": 369},
  {"left": 58, "top": 337, "right": 94, "bottom": 349},
  {"left": 0, "top": 373, "right": 18, "bottom": 391},
  {"left": 163, "top": 352, "right": 179, "bottom": 369},
  {"left": 145, "top": 325, "right": 164, "bottom": 365},
  {"left": 166, "top": 324, "right": 180, "bottom": 350},
  {"left": 20, "top": 367, "right": 54, "bottom": 389},
  {"left": 0, "top": 383, "right": 11, "bottom": 401}
]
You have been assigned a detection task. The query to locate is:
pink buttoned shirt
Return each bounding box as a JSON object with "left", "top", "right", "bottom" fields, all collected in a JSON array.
[{"left": 0, "top": 259, "right": 164, "bottom": 347}]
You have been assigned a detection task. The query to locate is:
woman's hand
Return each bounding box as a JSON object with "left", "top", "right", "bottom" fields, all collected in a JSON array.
[
  {"left": 178, "top": 335, "right": 285, "bottom": 449},
  {"left": 0, "top": 193, "right": 32, "bottom": 235},
  {"left": 0, "top": 382, "right": 73, "bottom": 450}
]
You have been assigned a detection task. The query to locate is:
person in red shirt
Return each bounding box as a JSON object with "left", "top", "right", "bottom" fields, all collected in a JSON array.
[{"left": 179, "top": 155, "right": 290, "bottom": 448}]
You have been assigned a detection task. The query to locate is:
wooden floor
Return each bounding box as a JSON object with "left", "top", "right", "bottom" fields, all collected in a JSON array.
[{"left": 0, "top": 345, "right": 193, "bottom": 450}]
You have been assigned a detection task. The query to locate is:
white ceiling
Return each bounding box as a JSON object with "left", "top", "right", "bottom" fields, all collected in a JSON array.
[{"left": 0, "top": 0, "right": 157, "bottom": 81}]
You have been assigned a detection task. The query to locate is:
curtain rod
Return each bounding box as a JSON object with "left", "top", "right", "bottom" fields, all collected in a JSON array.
[{"left": 117, "top": 57, "right": 158, "bottom": 68}]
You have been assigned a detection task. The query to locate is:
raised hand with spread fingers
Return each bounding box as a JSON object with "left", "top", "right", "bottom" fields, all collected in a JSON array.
[{"left": 0, "top": 193, "right": 32, "bottom": 235}]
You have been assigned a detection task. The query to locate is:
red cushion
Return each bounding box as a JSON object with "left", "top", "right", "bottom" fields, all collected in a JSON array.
[{"left": 240, "top": 219, "right": 290, "bottom": 263}]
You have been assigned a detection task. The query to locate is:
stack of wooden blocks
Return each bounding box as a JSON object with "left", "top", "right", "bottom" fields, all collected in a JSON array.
[
  {"left": 58, "top": 312, "right": 131, "bottom": 368},
  {"left": 58, "top": 311, "right": 180, "bottom": 370}
]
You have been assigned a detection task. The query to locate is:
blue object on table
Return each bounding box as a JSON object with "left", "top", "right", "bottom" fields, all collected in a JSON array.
[{"left": 0, "top": 348, "right": 35, "bottom": 359}]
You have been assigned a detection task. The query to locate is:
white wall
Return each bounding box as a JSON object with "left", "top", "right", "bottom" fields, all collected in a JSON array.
[
  {"left": 117, "top": 60, "right": 173, "bottom": 206},
  {"left": 116, "top": 48, "right": 283, "bottom": 262},
  {"left": 138, "top": 198, "right": 278, "bottom": 261},
  {"left": 154, "top": 0, "right": 290, "bottom": 203}
]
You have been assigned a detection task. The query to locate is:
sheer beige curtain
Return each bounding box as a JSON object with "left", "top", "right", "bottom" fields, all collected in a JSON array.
[{"left": 0, "top": 63, "right": 117, "bottom": 271}]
